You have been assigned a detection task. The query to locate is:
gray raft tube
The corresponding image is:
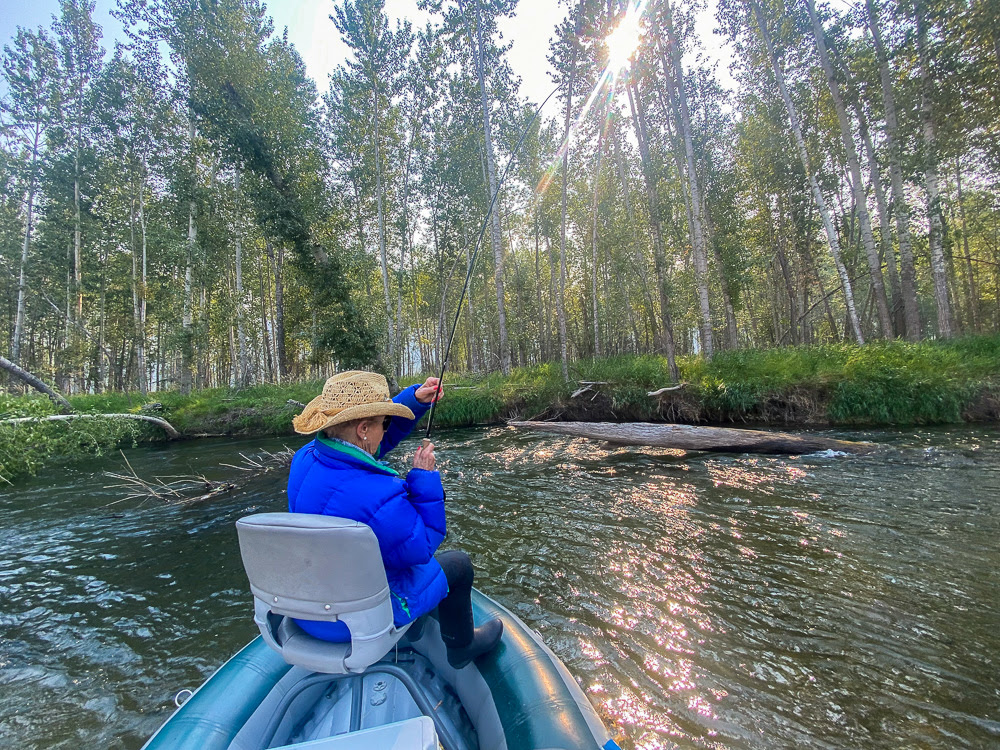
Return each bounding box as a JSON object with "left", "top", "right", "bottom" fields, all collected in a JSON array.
[{"left": 142, "top": 589, "right": 620, "bottom": 750}]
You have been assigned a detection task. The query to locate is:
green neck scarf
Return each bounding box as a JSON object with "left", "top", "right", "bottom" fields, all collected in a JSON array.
[{"left": 315, "top": 433, "right": 399, "bottom": 476}]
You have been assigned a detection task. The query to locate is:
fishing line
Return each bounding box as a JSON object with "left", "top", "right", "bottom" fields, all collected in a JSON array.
[{"left": 424, "top": 82, "right": 562, "bottom": 440}]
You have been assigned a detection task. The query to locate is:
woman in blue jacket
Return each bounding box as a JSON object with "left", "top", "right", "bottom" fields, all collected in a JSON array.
[{"left": 287, "top": 370, "right": 502, "bottom": 668}]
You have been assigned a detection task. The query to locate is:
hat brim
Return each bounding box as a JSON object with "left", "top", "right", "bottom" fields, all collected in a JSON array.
[{"left": 293, "top": 398, "right": 416, "bottom": 435}]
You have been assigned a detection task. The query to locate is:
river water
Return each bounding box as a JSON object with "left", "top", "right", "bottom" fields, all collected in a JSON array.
[{"left": 1, "top": 426, "right": 999, "bottom": 749}]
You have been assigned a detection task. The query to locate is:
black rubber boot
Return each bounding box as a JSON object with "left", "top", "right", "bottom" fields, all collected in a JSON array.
[{"left": 446, "top": 618, "right": 503, "bottom": 669}]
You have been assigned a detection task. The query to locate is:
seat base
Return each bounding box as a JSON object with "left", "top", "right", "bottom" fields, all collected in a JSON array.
[
  {"left": 272, "top": 716, "right": 437, "bottom": 750},
  {"left": 255, "top": 603, "right": 411, "bottom": 675}
]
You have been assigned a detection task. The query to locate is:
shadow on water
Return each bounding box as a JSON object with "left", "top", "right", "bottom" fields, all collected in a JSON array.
[{"left": 1, "top": 427, "right": 999, "bottom": 749}]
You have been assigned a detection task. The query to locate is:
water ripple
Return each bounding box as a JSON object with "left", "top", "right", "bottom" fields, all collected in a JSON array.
[{"left": 1, "top": 429, "right": 999, "bottom": 748}]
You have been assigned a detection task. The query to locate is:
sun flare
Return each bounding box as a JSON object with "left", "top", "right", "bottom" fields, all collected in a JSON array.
[{"left": 605, "top": 4, "right": 645, "bottom": 73}]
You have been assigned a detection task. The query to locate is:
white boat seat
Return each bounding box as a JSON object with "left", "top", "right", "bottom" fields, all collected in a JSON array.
[
  {"left": 271, "top": 717, "right": 438, "bottom": 750},
  {"left": 236, "top": 512, "right": 411, "bottom": 674}
]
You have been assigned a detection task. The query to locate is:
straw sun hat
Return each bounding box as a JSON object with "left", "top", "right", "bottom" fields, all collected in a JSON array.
[{"left": 292, "top": 371, "right": 415, "bottom": 435}]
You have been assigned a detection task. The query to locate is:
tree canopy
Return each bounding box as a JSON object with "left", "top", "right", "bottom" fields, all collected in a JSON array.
[{"left": 2, "top": 0, "right": 998, "bottom": 394}]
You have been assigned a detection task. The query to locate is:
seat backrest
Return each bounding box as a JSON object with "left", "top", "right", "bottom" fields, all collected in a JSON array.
[{"left": 236, "top": 512, "right": 400, "bottom": 673}]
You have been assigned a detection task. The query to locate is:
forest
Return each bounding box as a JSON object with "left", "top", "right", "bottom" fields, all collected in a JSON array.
[{"left": 2, "top": 0, "right": 998, "bottom": 396}]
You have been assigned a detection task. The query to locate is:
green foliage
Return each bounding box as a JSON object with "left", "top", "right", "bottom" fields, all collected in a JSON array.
[
  {"left": 0, "top": 393, "right": 149, "bottom": 483},
  {"left": 408, "top": 336, "right": 1000, "bottom": 426},
  {"left": 679, "top": 336, "right": 1000, "bottom": 424},
  {"left": 3, "top": 334, "right": 998, "bottom": 483}
]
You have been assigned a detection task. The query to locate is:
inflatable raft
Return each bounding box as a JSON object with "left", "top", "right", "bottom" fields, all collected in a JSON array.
[{"left": 141, "top": 513, "right": 620, "bottom": 750}]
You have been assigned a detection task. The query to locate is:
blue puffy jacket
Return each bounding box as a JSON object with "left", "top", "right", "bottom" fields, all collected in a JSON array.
[{"left": 287, "top": 385, "right": 448, "bottom": 640}]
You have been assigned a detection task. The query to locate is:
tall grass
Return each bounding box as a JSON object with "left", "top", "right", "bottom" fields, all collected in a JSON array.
[{"left": 2, "top": 334, "right": 997, "bottom": 483}]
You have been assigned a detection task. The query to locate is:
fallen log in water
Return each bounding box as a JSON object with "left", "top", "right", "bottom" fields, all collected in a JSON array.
[
  {"left": 2, "top": 413, "right": 181, "bottom": 439},
  {"left": 509, "top": 420, "right": 873, "bottom": 455}
]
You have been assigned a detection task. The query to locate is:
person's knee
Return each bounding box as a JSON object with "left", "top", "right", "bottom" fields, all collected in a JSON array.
[{"left": 438, "top": 550, "right": 473, "bottom": 590}]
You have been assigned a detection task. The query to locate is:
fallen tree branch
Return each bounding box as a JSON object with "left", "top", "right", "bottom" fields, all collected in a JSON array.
[
  {"left": 509, "top": 420, "right": 873, "bottom": 455},
  {"left": 1, "top": 413, "right": 180, "bottom": 439},
  {"left": 648, "top": 384, "right": 687, "bottom": 397},
  {"left": 0, "top": 355, "right": 73, "bottom": 413},
  {"left": 103, "top": 451, "right": 232, "bottom": 504},
  {"left": 221, "top": 447, "right": 295, "bottom": 473},
  {"left": 571, "top": 381, "right": 611, "bottom": 399}
]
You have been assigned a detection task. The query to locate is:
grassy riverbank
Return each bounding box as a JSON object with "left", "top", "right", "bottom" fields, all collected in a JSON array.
[
  {"left": 2, "top": 335, "right": 999, "bottom": 483},
  {"left": 436, "top": 334, "right": 1000, "bottom": 427}
]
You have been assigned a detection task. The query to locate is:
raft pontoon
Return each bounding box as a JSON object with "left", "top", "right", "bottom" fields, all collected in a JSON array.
[{"left": 141, "top": 512, "right": 619, "bottom": 750}]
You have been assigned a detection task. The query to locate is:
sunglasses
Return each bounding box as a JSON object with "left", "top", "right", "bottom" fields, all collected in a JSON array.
[{"left": 381, "top": 416, "right": 392, "bottom": 430}]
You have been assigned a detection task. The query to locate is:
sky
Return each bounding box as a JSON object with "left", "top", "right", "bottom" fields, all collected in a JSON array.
[{"left": 0, "top": 0, "right": 736, "bottom": 106}]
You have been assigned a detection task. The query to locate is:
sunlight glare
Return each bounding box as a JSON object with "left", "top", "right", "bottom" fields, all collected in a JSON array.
[
  {"left": 605, "top": 4, "right": 644, "bottom": 73},
  {"left": 535, "top": 0, "right": 651, "bottom": 197}
]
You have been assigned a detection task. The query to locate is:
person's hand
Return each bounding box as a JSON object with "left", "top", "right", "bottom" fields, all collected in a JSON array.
[
  {"left": 415, "top": 377, "right": 443, "bottom": 405},
  {"left": 413, "top": 441, "right": 436, "bottom": 471}
]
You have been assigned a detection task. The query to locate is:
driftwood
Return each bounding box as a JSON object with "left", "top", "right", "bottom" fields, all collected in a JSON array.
[
  {"left": 509, "top": 420, "right": 873, "bottom": 455},
  {"left": 221, "top": 447, "right": 295, "bottom": 474},
  {"left": 2, "top": 413, "right": 181, "bottom": 440},
  {"left": 105, "top": 448, "right": 293, "bottom": 506},
  {"left": 103, "top": 452, "right": 233, "bottom": 504}
]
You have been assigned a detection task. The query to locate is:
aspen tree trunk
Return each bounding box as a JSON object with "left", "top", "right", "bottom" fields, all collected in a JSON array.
[
  {"left": 915, "top": 7, "right": 952, "bottom": 337},
  {"left": 64, "top": 249, "right": 72, "bottom": 388},
  {"left": 350, "top": 178, "right": 372, "bottom": 298},
  {"left": 955, "top": 160, "right": 980, "bottom": 331},
  {"left": 705, "top": 210, "right": 739, "bottom": 348},
  {"left": 465, "top": 235, "right": 480, "bottom": 372},
  {"left": 805, "top": 0, "right": 892, "bottom": 337},
  {"left": 546, "top": 235, "right": 556, "bottom": 361},
  {"left": 433, "top": 206, "right": 446, "bottom": 368},
  {"left": 944, "top": 196, "right": 969, "bottom": 329},
  {"left": 73, "top": 140, "right": 82, "bottom": 324},
  {"left": 661, "top": 0, "right": 713, "bottom": 357},
  {"left": 751, "top": 0, "right": 864, "bottom": 343},
  {"left": 506, "top": 222, "right": 527, "bottom": 365},
  {"left": 137, "top": 178, "right": 149, "bottom": 394},
  {"left": 373, "top": 87, "right": 396, "bottom": 365},
  {"left": 272, "top": 242, "right": 286, "bottom": 381},
  {"left": 234, "top": 167, "right": 248, "bottom": 386},
  {"left": 468, "top": 0, "right": 511, "bottom": 374},
  {"left": 657, "top": 58, "right": 737, "bottom": 351},
  {"left": 605, "top": 241, "right": 642, "bottom": 349},
  {"left": 589, "top": 117, "right": 605, "bottom": 358},
  {"left": 259, "top": 261, "right": 272, "bottom": 381},
  {"left": 856, "top": 105, "right": 903, "bottom": 334},
  {"left": 180, "top": 117, "right": 196, "bottom": 395},
  {"left": 557, "top": 8, "right": 580, "bottom": 381},
  {"left": 227, "top": 320, "right": 237, "bottom": 386},
  {"left": 657, "top": 82, "right": 736, "bottom": 352},
  {"left": 199, "top": 286, "right": 209, "bottom": 388},
  {"left": 627, "top": 80, "right": 680, "bottom": 377},
  {"left": 70, "top": 73, "right": 85, "bottom": 392},
  {"left": 12, "top": 124, "right": 41, "bottom": 366},
  {"left": 612, "top": 118, "right": 659, "bottom": 344},
  {"left": 867, "top": 0, "right": 920, "bottom": 339},
  {"left": 130, "top": 193, "right": 141, "bottom": 389},
  {"left": 409, "top": 231, "right": 425, "bottom": 371},
  {"left": 534, "top": 213, "right": 545, "bottom": 360},
  {"left": 181, "top": 212, "right": 195, "bottom": 394},
  {"left": 97, "top": 241, "right": 107, "bottom": 392},
  {"left": 397, "top": 110, "right": 419, "bottom": 378},
  {"left": 775, "top": 203, "right": 800, "bottom": 343}
]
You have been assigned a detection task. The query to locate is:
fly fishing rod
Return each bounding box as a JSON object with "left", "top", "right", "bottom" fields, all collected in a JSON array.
[{"left": 424, "top": 83, "right": 562, "bottom": 440}]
